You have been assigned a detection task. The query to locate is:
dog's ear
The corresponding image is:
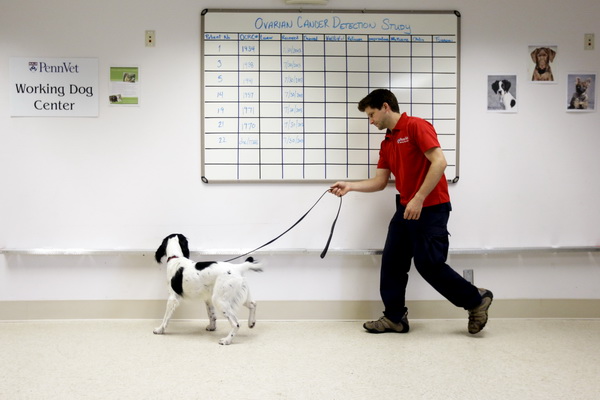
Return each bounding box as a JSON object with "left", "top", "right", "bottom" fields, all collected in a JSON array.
[
  {"left": 177, "top": 234, "right": 190, "bottom": 258},
  {"left": 491, "top": 80, "right": 499, "bottom": 93},
  {"left": 155, "top": 237, "right": 169, "bottom": 263},
  {"left": 502, "top": 80, "right": 511, "bottom": 91},
  {"left": 547, "top": 48, "right": 556, "bottom": 62}
]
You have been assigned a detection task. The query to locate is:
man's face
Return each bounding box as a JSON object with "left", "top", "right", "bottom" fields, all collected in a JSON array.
[{"left": 364, "top": 104, "right": 389, "bottom": 130}]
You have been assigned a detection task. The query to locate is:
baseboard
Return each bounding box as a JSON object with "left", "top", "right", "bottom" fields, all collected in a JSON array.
[{"left": 1, "top": 299, "right": 599, "bottom": 321}]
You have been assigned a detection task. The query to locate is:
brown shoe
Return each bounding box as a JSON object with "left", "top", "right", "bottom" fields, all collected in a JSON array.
[
  {"left": 363, "top": 313, "right": 409, "bottom": 333},
  {"left": 468, "top": 288, "right": 493, "bottom": 334}
]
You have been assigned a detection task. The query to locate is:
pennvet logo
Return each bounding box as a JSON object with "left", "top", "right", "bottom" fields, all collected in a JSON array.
[
  {"left": 397, "top": 136, "right": 409, "bottom": 144},
  {"left": 29, "top": 61, "right": 80, "bottom": 73}
]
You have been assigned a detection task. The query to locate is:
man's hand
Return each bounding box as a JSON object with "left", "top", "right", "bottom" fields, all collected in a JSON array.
[
  {"left": 329, "top": 181, "right": 350, "bottom": 197},
  {"left": 404, "top": 194, "right": 425, "bottom": 220}
]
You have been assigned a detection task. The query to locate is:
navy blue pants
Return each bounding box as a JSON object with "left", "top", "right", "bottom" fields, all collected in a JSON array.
[{"left": 380, "top": 196, "right": 482, "bottom": 323}]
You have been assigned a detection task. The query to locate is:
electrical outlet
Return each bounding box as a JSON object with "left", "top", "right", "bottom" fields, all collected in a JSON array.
[
  {"left": 463, "top": 269, "right": 474, "bottom": 284},
  {"left": 145, "top": 30, "right": 156, "bottom": 47},
  {"left": 585, "top": 33, "right": 594, "bottom": 50}
]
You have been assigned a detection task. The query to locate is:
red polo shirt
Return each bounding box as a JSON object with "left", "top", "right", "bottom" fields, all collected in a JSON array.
[{"left": 377, "top": 113, "right": 450, "bottom": 207}]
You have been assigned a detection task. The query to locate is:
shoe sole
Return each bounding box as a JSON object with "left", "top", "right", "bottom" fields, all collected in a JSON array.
[{"left": 363, "top": 323, "right": 409, "bottom": 334}]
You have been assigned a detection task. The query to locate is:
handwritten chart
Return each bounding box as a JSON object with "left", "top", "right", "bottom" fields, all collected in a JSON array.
[{"left": 201, "top": 9, "right": 460, "bottom": 182}]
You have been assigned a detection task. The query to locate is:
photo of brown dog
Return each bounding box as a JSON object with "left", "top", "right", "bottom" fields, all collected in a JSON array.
[
  {"left": 566, "top": 73, "right": 596, "bottom": 112},
  {"left": 529, "top": 46, "right": 557, "bottom": 82}
]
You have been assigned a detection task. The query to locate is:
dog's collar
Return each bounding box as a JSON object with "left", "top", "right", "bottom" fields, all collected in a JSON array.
[{"left": 167, "top": 256, "right": 179, "bottom": 262}]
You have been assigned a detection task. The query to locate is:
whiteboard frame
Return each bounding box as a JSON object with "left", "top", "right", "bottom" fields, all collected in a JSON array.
[{"left": 200, "top": 9, "right": 461, "bottom": 184}]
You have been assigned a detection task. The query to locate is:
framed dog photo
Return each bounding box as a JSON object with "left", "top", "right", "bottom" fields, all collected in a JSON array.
[
  {"left": 528, "top": 45, "right": 558, "bottom": 83},
  {"left": 487, "top": 75, "right": 518, "bottom": 112},
  {"left": 566, "top": 73, "right": 596, "bottom": 112}
]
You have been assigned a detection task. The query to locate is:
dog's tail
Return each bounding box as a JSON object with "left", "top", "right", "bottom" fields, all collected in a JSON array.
[{"left": 235, "top": 256, "right": 264, "bottom": 274}]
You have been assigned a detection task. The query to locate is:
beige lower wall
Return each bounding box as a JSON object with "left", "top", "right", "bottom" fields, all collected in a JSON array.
[{"left": 1, "top": 299, "right": 599, "bottom": 321}]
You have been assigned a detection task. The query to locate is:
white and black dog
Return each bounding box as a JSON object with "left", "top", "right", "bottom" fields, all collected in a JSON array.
[
  {"left": 154, "top": 233, "right": 263, "bottom": 345},
  {"left": 491, "top": 79, "right": 517, "bottom": 110}
]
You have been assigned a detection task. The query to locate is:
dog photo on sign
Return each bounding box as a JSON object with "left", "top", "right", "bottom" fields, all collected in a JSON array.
[
  {"left": 566, "top": 73, "right": 596, "bottom": 112},
  {"left": 529, "top": 45, "right": 558, "bottom": 83},
  {"left": 487, "top": 75, "right": 518, "bottom": 112}
]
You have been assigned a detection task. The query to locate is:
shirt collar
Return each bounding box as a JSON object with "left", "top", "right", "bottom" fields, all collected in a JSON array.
[{"left": 385, "top": 112, "right": 407, "bottom": 139}]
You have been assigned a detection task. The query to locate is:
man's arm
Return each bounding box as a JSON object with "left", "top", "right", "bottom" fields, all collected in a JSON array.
[
  {"left": 329, "top": 168, "right": 391, "bottom": 197},
  {"left": 403, "top": 147, "right": 447, "bottom": 220}
]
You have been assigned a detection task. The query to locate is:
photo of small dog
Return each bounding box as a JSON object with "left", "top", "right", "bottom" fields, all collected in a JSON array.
[
  {"left": 491, "top": 79, "right": 517, "bottom": 110},
  {"left": 122, "top": 72, "right": 136, "bottom": 83},
  {"left": 488, "top": 75, "right": 517, "bottom": 112},
  {"left": 108, "top": 94, "right": 122, "bottom": 103},
  {"left": 566, "top": 74, "right": 596, "bottom": 112},
  {"left": 569, "top": 75, "right": 592, "bottom": 110},
  {"left": 530, "top": 46, "right": 557, "bottom": 82},
  {"left": 154, "top": 233, "right": 263, "bottom": 345}
]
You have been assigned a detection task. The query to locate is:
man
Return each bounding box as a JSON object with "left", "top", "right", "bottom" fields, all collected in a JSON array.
[{"left": 330, "top": 89, "right": 492, "bottom": 334}]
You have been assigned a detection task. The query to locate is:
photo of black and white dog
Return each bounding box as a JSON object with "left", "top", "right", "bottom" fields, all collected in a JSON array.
[
  {"left": 488, "top": 75, "right": 518, "bottom": 112},
  {"left": 154, "top": 233, "right": 263, "bottom": 345},
  {"left": 491, "top": 79, "right": 517, "bottom": 110}
]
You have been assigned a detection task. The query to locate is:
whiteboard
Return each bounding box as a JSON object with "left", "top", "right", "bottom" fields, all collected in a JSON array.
[{"left": 201, "top": 9, "right": 460, "bottom": 183}]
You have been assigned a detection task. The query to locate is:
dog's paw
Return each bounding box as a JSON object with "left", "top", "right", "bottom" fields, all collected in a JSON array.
[
  {"left": 219, "top": 337, "right": 232, "bottom": 345},
  {"left": 249, "top": 321, "right": 256, "bottom": 329},
  {"left": 153, "top": 327, "right": 165, "bottom": 335},
  {"left": 206, "top": 324, "right": 216, "bottom": 331}
]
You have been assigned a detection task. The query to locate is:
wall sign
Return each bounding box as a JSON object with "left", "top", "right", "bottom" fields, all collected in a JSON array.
[
  {"left": 9, "top": 57, "right": 99, "bottom": 117},
  {"left": 109, "top": 66, "right": 140, "bottom": 106}
]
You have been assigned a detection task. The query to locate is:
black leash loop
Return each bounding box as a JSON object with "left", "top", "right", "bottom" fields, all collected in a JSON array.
[
  {"left": 319, "top": 191, "right": 342, "bottom": 259},
  {"left": 224, "top": 189, "right": 342, "bottom": 262}
]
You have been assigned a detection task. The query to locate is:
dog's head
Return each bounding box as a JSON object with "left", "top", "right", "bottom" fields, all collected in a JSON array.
[
  {"left": 531, "top": 47, "right": 556, "bottom": 69},
  {"left": 491, "top": 80, "right": 511, "bottom": 95},
  {"left": 575, "top": 77, "right": 592, "bottom": 94},
  {"left": 155, "top": 233, "right": 190, "bottom": 263}
]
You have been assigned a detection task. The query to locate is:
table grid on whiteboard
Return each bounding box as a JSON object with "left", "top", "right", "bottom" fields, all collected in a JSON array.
[{"left": 201, "top": 10, "right": 459, "bottom": 182}]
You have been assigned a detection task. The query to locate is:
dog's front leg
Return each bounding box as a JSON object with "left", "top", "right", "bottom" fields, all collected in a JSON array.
[
  {"left": 154, "top": 294, "right": 180, "bottom": 334},
  {"left": 205, "top": 301, "right": 217, "bottom": 331}
]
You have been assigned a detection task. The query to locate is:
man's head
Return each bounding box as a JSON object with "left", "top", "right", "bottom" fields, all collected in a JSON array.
[
  {"left": 359, "top": 89, "right": 401, "bottom": 130},
  {"left": 358, "top": 89, "right": 400, "bottom": 113}
]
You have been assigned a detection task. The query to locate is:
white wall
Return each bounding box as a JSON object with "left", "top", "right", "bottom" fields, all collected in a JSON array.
[{"left": 1, "top": 0, "right": 599, "bottom": 303}]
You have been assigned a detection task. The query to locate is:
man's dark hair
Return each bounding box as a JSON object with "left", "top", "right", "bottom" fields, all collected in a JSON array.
[{"left": 358, "top": 89, "right": 400, "bottom": 113}]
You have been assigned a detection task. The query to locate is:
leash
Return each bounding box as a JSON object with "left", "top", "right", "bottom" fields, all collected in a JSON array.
[{"left": 224, "top": 189, "right": 342, "bottom": 262}]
